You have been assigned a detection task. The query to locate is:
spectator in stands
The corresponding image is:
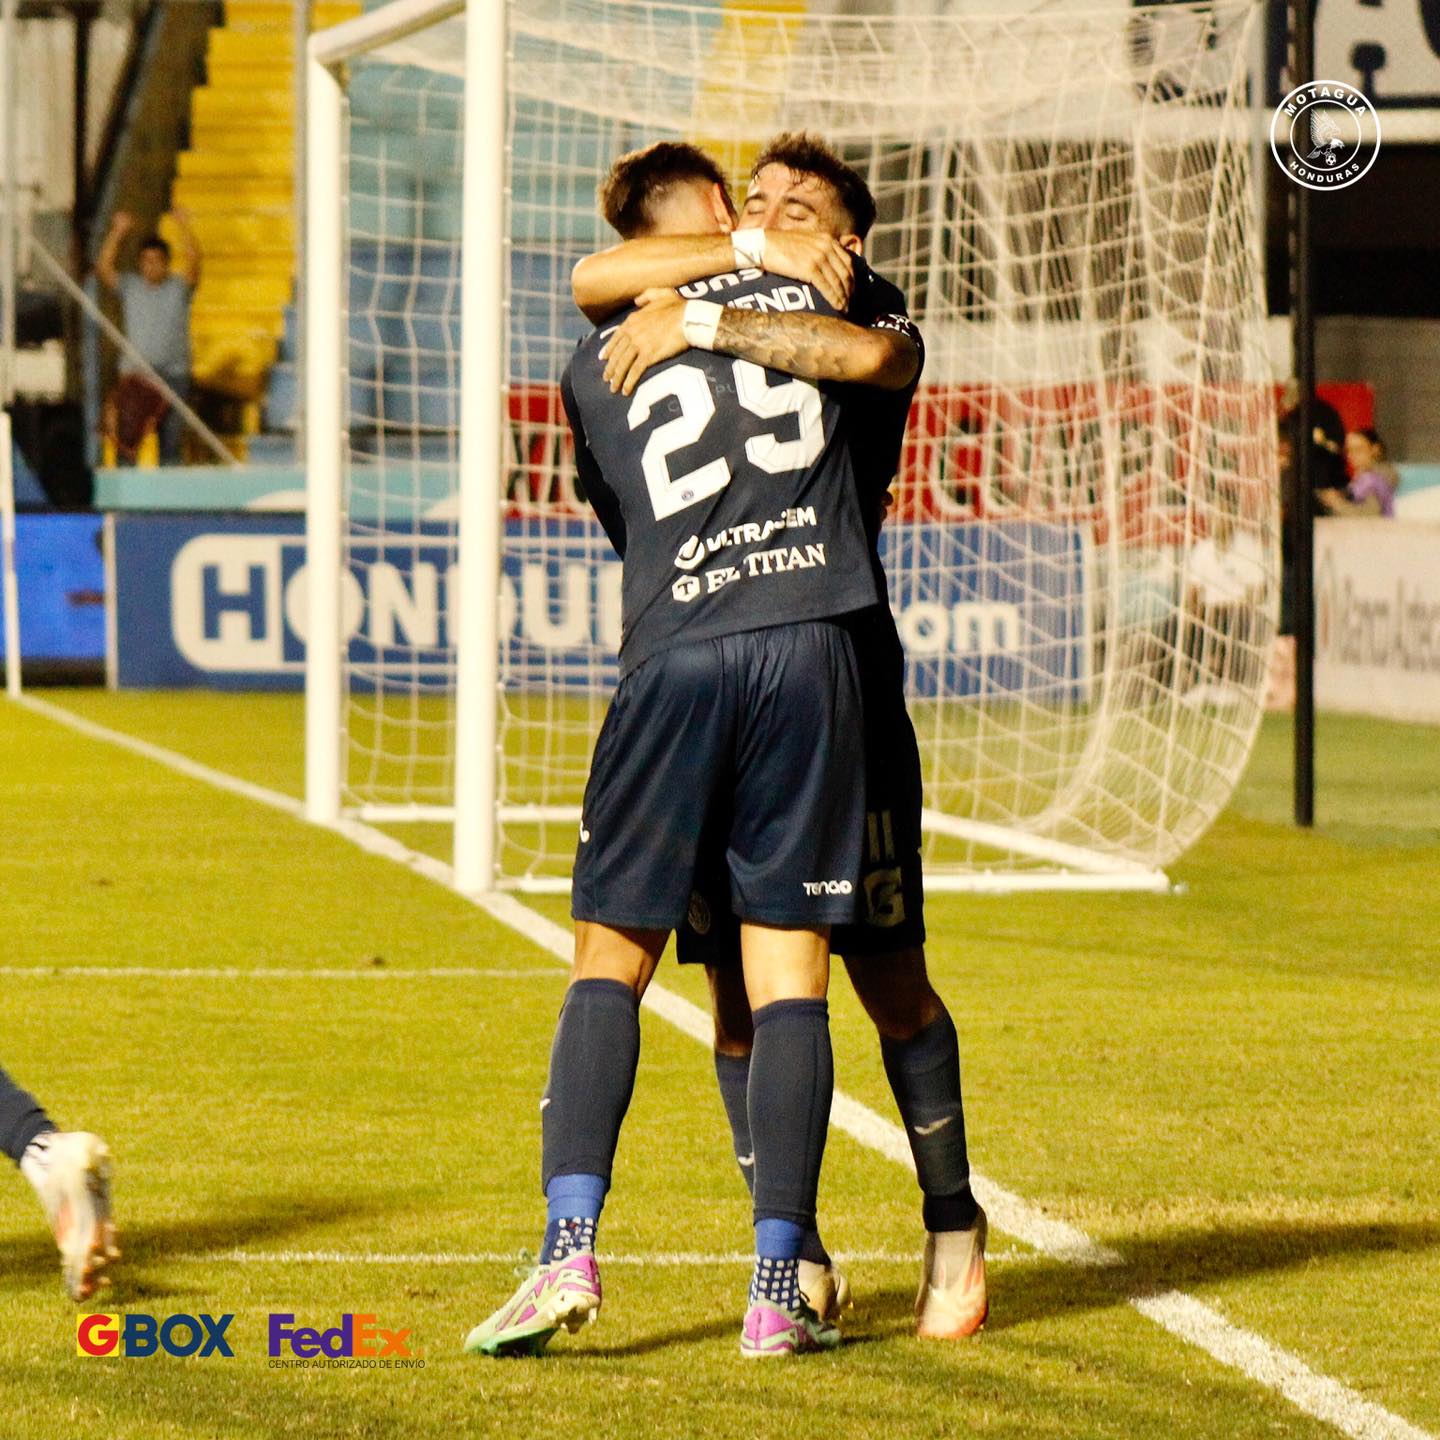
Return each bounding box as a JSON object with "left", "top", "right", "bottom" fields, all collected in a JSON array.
[
  {"left": 1319, "top": 427, "right": 1400, "bottom": 517},
  {"left": 1278, "top": 390, "right": 1344, "bottom": 638},
  {"left": 1279, "top": 383, "right": 1348, "bottom": 499},
  {"left": 97, "top": 208, "right": 201, "bottom": 464}
]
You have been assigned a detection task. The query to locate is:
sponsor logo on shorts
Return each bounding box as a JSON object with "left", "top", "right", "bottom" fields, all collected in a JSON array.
[
  {"left": 863, "top": 866, "right": 906, "bottom": 928},
  {"left": 802, "top": 879, "right": 853, "bottom": 896},
  {"left": 674, "top": 507, "right": 818, "bottom": 572},
  {"left": 686, "top": 891, "right": 712, "bottom": 936}
]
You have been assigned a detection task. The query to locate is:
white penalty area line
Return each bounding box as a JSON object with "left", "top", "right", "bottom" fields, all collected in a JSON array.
[
  {"left": 15, "top": 692, "right": 1434, "bottom": 1440},
  {"left": 0, "top": 965, "right": 558, "bottom": 980},
  {"left": 181, "top": 1246, "right": 1038, "bottom": 1269}
]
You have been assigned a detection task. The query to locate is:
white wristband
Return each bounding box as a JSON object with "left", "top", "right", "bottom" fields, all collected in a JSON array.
[
  {"left": 731, "top": 226, "right": 766, "bottom": 270},
  {"left": 682, "top": 300, "right": 723, "bottom": 351}
]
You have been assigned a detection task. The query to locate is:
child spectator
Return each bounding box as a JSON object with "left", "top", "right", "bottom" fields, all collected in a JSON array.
[
  {"left": 96, "top": 209, "right": 201, "bottom": 463},
  {"left": 1321, "top": 428, "right": 1400, "bottom": 517}
]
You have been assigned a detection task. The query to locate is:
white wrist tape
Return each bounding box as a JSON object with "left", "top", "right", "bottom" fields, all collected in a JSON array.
[
  {"left": 682, "top": 300, "right": 723, "bottom": 351},
  {"left": 731, "top": 227, "right": 766, "bottom": 270}
]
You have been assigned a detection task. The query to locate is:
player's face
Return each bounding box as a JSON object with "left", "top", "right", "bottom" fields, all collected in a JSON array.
[
  {"left": 649, "top": 179, "right": 734, "bottom": 237},
  {"left": 740, "top": 164, "right": 861, "bottom": 253}
]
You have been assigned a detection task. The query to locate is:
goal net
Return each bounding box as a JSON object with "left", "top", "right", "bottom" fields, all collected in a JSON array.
[{"left": 305, "top": 0, "right": 1278, "bottom": 894}]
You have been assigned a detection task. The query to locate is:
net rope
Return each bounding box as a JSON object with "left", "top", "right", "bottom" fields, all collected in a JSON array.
[{"left": 331, "top": 0, "right": 1278, "bottom": 884}]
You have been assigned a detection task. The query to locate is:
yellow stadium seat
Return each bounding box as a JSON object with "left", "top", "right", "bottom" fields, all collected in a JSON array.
[{"left": 173, "top": 0, "right": 360, "bottom": 399}]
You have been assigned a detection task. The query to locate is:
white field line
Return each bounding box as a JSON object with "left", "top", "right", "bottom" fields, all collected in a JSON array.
[
  {"left": 15, "top": 692, "right": 1434, "bottom": 1440},
  {"left": 0, "top": 965, "right": 558, "bottom": 980},
  {"left": 180, "top": 1246, "right": 1037, "bottom": 1268}
]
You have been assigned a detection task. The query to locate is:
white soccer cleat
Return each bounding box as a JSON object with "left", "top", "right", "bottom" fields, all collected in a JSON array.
[
  {"left": 915, "top": 1207, "right": 988, "bottom": 1339},
  {"left": 29, "top": 1132, "right": 120, "bottom": 1302},
  {"left": 797, "top": 1258, "right": 852, "bottom": 1324}
]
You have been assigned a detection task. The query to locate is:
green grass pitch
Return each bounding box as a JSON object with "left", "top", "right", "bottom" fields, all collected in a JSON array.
[{"left": 1, "top": 691, "right": 1437, "bottom": 1439}]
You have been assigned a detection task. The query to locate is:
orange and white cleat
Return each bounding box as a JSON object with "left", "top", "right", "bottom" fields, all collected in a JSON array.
[
  {"left": 797, "top": 1259, "right": 852, "bottom": 1325},
  {"left": 26, "top": 1132, "right": 120, "bottom": 1301},
  {"left": 915, "top": 1206, "right": 987, "bottom": 1339}
]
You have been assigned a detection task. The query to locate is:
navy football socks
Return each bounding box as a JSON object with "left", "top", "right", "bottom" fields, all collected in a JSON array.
[
  {"left": 541, "top": 978, "right": 640, "bottom": 1189},
  {"left": 880, "top": 1008, "right": 979, "bottom": 1233},
  {"left": 714, "top": 1051, "right": 757, "bottom": 1191},
  {"left": 0, "top": 1064, "right": 54, "bottom": 1166},
  {"left": 747, "top": 998, "right": 833, "bottom": 1237},
  {"left": 716, "top": 1048, "right": 832, "bottom": 1265},
  {"left": 539, "top": 978, "right": 641, "bottom": 1262}
]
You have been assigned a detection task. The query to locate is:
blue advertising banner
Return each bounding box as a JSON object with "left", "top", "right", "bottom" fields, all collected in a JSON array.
[
  {"left": 0, "top": 514, "right": 106, "bottom": 663},
  {"left": 111, "top": 513, "right": 1087, "bottom": 697}
]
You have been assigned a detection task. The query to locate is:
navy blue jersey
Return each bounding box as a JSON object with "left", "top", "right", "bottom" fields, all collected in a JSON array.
[
  {"left": 561, "top": 268, "right": 881, "bottom": 676},
  {"left": 835, "top": 263, "right": 924, "bottom": 551}
]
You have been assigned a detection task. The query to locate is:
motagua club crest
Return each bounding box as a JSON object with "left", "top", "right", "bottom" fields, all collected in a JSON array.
[{"left": 1270, "top": 81, "right": 1381, "bottom": 192}]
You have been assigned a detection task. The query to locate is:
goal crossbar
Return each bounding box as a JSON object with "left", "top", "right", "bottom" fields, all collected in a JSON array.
[{"left": 304, "top": 0, "right": 1275, "bottom": 900}]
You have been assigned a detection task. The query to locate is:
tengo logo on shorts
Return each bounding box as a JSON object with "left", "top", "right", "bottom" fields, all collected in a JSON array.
[
  {"left": 803, "top": 879, "right": 853, "bottom": 896},
  {"left": 1270, "top": 81, "right": 1380, "bottom": 192},
  {"left": 77, "top": 1312, "right": 235, "bottom": 1358}
]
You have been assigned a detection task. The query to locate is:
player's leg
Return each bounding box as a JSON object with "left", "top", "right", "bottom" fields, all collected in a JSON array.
[
  {"left": 725, "top": 620, "right": 866, "bottom": 1358},
  {"left": 1, "top": 1062, "right": 118, "bottom": 1301},
  {"left": 738, "top": 923, "right": 841, "bottom": 1357},
  {"left": 842, "top": 946, "right": 987, "bottom": 1337},
  {"left": 543, "top": 921, "right": 666, "bottom": 1262},
  {"left": 705, "top": 958, "right": 757, "bottom": 1187},
  {"left": 465, "top": 923, "right": 665, "bottom": 1358},
  {"left": 686, "top": 875, "right": 848, "bottom": 1328},
  {"left": 833, "top": 607, "right": 986, "bottom": 1336},
  {"left": 468, "top": 644, "right": 731, "bottom": 1358}
]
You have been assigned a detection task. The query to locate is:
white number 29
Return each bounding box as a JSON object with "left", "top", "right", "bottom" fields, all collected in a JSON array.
[{"left": 626, "top": 360, "right": 824, "bottom": 522}]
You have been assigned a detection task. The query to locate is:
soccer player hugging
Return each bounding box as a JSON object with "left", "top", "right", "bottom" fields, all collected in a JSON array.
[{"left": 467, "top": 135, "right": 985, "bottom": 1361}]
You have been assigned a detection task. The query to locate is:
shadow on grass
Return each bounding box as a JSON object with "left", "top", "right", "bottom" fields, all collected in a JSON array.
[
  {"left": 0, "top": 1192, "right": 394, "bottom": 1302},
  {"left": 859, "top": 1215, "right": 1440, "bottom": 1336},
  {"left": 575, "top": 1315, "right": 887, "bottom": 1360}
]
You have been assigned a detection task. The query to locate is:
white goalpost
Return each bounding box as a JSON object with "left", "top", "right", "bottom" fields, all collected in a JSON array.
[{"left": 304, "top": 0, "right": 1279, "bottom": 896}]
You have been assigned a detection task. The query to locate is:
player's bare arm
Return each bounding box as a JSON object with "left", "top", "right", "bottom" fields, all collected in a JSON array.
[
  {"left": 598, "top": 286, "right": 918, "bottom": 396},
  {"left": 573, "top": 228, "right": 854, "bottom": 322}
]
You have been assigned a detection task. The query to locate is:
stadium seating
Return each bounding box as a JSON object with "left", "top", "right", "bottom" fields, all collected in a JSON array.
[
  {"left": 233, "top": 11, "right": 633, "bottom": 446},
  {"left": 162, "top": 0, "right": 361, "bottom": 458}
]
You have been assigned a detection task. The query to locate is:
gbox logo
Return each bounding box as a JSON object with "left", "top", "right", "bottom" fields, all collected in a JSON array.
[
  {"left": 76, "top": 1312, "right": 235, "bottom": 1358},
  {"left": 268, "top": 1313, "right": 414, "bottom": 1360}
]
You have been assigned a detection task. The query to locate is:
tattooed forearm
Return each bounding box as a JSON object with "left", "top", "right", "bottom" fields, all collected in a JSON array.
[{"left": 712, "top": 310, "right": 918, "bottom": 390}]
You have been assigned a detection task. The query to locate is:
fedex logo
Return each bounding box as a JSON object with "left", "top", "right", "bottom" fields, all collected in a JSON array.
[
  {"left": 268, "top": 1313, "right": 415, "bottom": 1359},
  {"left": 77, "top": 1312, "right": 235, "bottom": 1358}
]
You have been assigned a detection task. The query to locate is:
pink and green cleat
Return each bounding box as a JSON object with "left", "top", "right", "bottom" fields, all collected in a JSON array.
[
  {"left": 739, "top": 1298, "right": 841, "bottom": 1358},
  {"left": 464, "top": 1253, "right": 602, "bottom": 1358}
]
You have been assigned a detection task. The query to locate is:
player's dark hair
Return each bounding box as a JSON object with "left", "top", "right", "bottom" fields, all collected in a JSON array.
[
  {"left": 139, "top": 235, "right": 171, "bottom": 259},
  {"left": 750, "top": 131, "right": 877, "bottom": 240},
  {"left": 599, "top": 142, "right": 732, "bottom": 238}
]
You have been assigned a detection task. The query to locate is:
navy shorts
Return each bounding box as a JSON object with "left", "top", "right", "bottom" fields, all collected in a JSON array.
[
  {"left": 677, "top": 606, "right": 925, "bottom": 963},
  {"left": 571, "top": 621, "right": 866, "bottom": 932}
]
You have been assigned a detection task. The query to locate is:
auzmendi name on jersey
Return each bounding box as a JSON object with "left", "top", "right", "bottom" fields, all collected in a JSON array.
[{"left": 561, "top": 268, "right": 882, "bottom": 676}]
